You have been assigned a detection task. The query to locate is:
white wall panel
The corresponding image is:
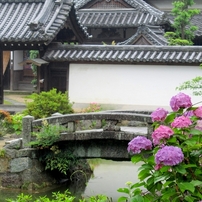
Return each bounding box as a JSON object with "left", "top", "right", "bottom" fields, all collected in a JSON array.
[
  {"left": 69, "top": 64, "right": 202, "bottom": 111},
  {"left": 13, "top": 51, "right": 23, "bottom": 70}
]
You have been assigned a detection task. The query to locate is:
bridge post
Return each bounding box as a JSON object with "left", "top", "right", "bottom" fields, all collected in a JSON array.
[
  {"left": 147, "top": 123, "right": 153, "bottom": 139},
  {"left": 22, "top": 115, "right": 34, "bottom": 148},
  {"left": 68, "top": 122, "right": 76, "bottom": 132}
]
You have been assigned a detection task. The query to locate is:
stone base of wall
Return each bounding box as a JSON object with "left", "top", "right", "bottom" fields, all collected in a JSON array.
[{"left": 0, "top": 139, "right": 55, "bottom": 190}]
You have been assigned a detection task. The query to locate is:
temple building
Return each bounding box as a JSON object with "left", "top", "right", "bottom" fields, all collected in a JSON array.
[{"left": 0, "top": 0, "right": 202, "bottom": 110}]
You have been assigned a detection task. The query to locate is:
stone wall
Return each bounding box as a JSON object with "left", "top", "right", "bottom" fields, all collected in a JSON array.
[{"left": 0, "top": 138, "right": 54, "bottom": 190}]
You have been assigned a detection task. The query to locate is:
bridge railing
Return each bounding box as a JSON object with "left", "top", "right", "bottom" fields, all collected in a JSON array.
[{"left": 21, "top": 112, "right": 153, "bottom": 148}]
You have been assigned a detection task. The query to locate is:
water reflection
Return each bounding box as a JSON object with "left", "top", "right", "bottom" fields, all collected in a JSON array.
[
  {"left": 0, "top": 159, "right": 141, "bottom": 201},
  {"left": 83, "top": 159, "right": 141, "bottom": 201}
]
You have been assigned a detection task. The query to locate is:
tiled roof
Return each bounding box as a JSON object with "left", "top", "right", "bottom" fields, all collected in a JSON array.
[
  {"left": 75, "top": 1, "right": 201, "bottom": 37},
  {"left": 43, "top": 43, "right": 202, "bottom": 64},
  {"left": 117, "top": 25, "right": 167, "bottom": 45},
  {"left": 0, "top": 0, "right": 89, "bottom": 47},
  {"left": 76, "top": 0, "right": 166, "bottom": 27},
  {"left": 77, "top": 10, "right": 166, "bottom": 28},
  {"left": 74, "top": 0, "right": 91, "bottom": 9},
  {"left": 75, "top": 0, "right": 163, "bottom": 16},
  {"left": 0, "top": 0, "right": 45, "bottom": 2}
]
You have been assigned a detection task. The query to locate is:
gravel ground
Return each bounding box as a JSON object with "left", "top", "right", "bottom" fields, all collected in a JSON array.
[{"left": 4, "top": 94, "right": 32, "bottom": 104}]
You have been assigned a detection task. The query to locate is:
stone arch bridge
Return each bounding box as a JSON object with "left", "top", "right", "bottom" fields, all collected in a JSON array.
[
  {"left": 23, "top": 111, "right": 153, "bottom": 160},
  {"left": 0, "top": 111, "right": 152, "bottom": 189}
]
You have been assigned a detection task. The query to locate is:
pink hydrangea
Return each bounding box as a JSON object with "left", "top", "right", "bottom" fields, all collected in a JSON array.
[
  {"left": 155, "top": 146, "right": 184, "bottom": 166},
  {"left": 194, "top": 106, "right": 202, "bottom": 118},
  {"left": 151, "top": 108, "right": 168, "bottom": 122},
  {"left": 170, "top": 92, "right": 192, "bottom": 112},
  {"left": 152, "top": 125, "right": 174, "bottom": 145},
  {"left": 127, "top": 136, "right": 152, "bottom": 154},
  {"left": 171, "top": 116, "right": 192, "bottom": 128}
]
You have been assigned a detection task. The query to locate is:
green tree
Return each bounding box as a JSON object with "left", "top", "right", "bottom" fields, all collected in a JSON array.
[
  {"left": 165, "top": 0, "right": 200, "bottom": 45},
  {"left": 176, "top": 64, "right": 202, "bottom": 96},
  {"left": 29, "top": 50, "right": 39, "bottom": 87}
]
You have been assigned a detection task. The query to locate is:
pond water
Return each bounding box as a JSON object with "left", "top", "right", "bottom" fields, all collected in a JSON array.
[{"left": 0, "top": 160, "right": 141, "bottom": 201}]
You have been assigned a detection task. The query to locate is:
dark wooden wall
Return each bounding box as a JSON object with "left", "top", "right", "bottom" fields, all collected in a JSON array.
[
  {"left": 0, "top": 51, "right": 3, "bottom": 104},
  {"left": 47, "top": 62, "right": 69, "bottom": 93}
]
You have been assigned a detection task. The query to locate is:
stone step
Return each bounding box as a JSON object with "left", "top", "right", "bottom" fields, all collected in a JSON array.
[{"left": 18, "top": 83, "right": 34, "bottom": 91}]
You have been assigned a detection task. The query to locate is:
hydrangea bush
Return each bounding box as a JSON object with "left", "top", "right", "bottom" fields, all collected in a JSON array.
[{"left": 118, "top": 92, "right": 202, "bottom": 202}]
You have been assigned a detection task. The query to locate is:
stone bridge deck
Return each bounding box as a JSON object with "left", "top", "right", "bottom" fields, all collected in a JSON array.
[{"left": 21, "top": 111, "right": 153, "bottom": 159}]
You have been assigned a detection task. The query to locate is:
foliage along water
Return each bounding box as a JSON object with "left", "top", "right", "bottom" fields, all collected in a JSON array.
[{"left": 0, "top": 159, "right": 140, "bottom": 201}]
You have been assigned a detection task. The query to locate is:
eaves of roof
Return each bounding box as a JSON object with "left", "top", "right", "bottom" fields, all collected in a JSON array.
[
  {"left": 117, "top": 25, "right": 167, "bottom": 45},
  {"left": 19, "top": 58, "right": 49, "bottom": 66},
  {"left": 75, "top": 0, "right": 163, "bottom": 17},
  {"left": 76, "top": 0, "right": 167, "bottom": 28},
  {"left": 43, "top": 43, "right": 202, "bottom": 64},
  {"left": 0, "top": 0, "right": 89, "bottom": 46},
  {"left": 77, "top": 10, "right": 166, "bottom": 28}
]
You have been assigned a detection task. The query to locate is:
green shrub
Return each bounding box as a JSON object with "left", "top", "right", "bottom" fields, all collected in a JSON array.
[
  {"left": 30, "top": 119, "right": 66, "bottom": 148},
  {"left": 10, "top": 113, "right": 24, "bottom": 135},
  {"left": 0, "top": 110, "right": 13, "bottom": 136},
  {"left": 6, "top": 190, "right": 111, "bottom": 202},
  {"left": 23, "top": 88, "right": 74, "bottom": 119},
  {"left": 40, "top": 146, "right": 78, "bottom": 175},
  {"left": 0, "top": 112, "right": 24, "bottom": 136}
]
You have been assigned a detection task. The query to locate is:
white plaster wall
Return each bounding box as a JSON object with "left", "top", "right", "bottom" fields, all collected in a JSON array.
[
  {"left": 69, "top": 64, "right": 202, "bottom": 111},
  {"left": 13, "top": 51, "right": 23, "bottom": 70}
]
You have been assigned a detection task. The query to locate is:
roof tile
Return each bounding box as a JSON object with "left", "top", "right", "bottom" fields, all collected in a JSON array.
[
  {"left": 76, "top": 0, "right": 166, "bottom": 27},
  {"left": 0, "top": 0, "right": 89, "bottom": 46},
  {"left": 77, "top": 10, "right": 165, "bottom": 28},
  {"left": 43, "top": 43, "right": 202, "bottom": 64},
  {"left": 118, "top": 25, "right": 167, "bottom": 45}
]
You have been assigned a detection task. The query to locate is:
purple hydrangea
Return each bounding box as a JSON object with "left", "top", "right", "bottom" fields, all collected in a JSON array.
[
  {"left": 195, "top": 120, "right": 202, "bottom": 131},
  {"left": 183, "top": 110, "right": 194, "bottom": 117},
  {"left": 151, "top": 108, "right": 168, "bottom": 122},
  {"left": 127, "top": 136, "right": 152, "bottom": 154},
  {"left": 194, "top": 106, "right": 202, "bottom": 118},
  {"left": 171, "top": 116, "right": 192, "bottom": 128},
  {"left": 170, "top": 93, "right": 192, "bottom": 112},
  {"left": 155, "top": 146, "right": 184, "bottom": 166},
  {"left": 151, "top": 125, "right": 174, "bottom": 145}
]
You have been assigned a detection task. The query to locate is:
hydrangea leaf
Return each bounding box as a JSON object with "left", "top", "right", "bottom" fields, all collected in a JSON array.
[
  {"left": 131, "top": 154, "right": 142, "bottom": 164},
  {"left": 190, "top": 180, "right": 202, "bottom": 187},
  {"left": 174, "top": 164, "right": 187, "bottom": 175},
  {"left": 184, "top": 195, "right": 197, "bottom": 202},
  {"left": 178, "top": 182, "right": 195, "bottom": 193},
  {"left": 130, "top": 194, "right": 145, "bottom": 202},
  {"left": 164, "top": 113, "right": 176, "bottom": 124},
  {"left": 131, "top": 182, "right": 145, "bottom": 189},
  {"left": 154, "top": 174, "right": 170, "bottom": 184},
  {"left": 190, "top": 129, "right": 202, "bottom": 135},
  {"left": 117, "top": 196, "right": 128, "bottom": 202},
  {"left": 138, "top": 169, "right": 151, "bottom": 181},
  {"left": 161, "top": 188, "right": 177, "bottom": 200},
  {"left": 117, "top": 188, "right": 130, "bottom": 194}
]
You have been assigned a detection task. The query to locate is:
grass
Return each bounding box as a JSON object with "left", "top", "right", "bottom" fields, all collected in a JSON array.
[
  {"left": 24, "top": 94, "right": 34, "bottom": 99},
  {"left": 3, "top": 100, "right": 12, "bottom": 105}
]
